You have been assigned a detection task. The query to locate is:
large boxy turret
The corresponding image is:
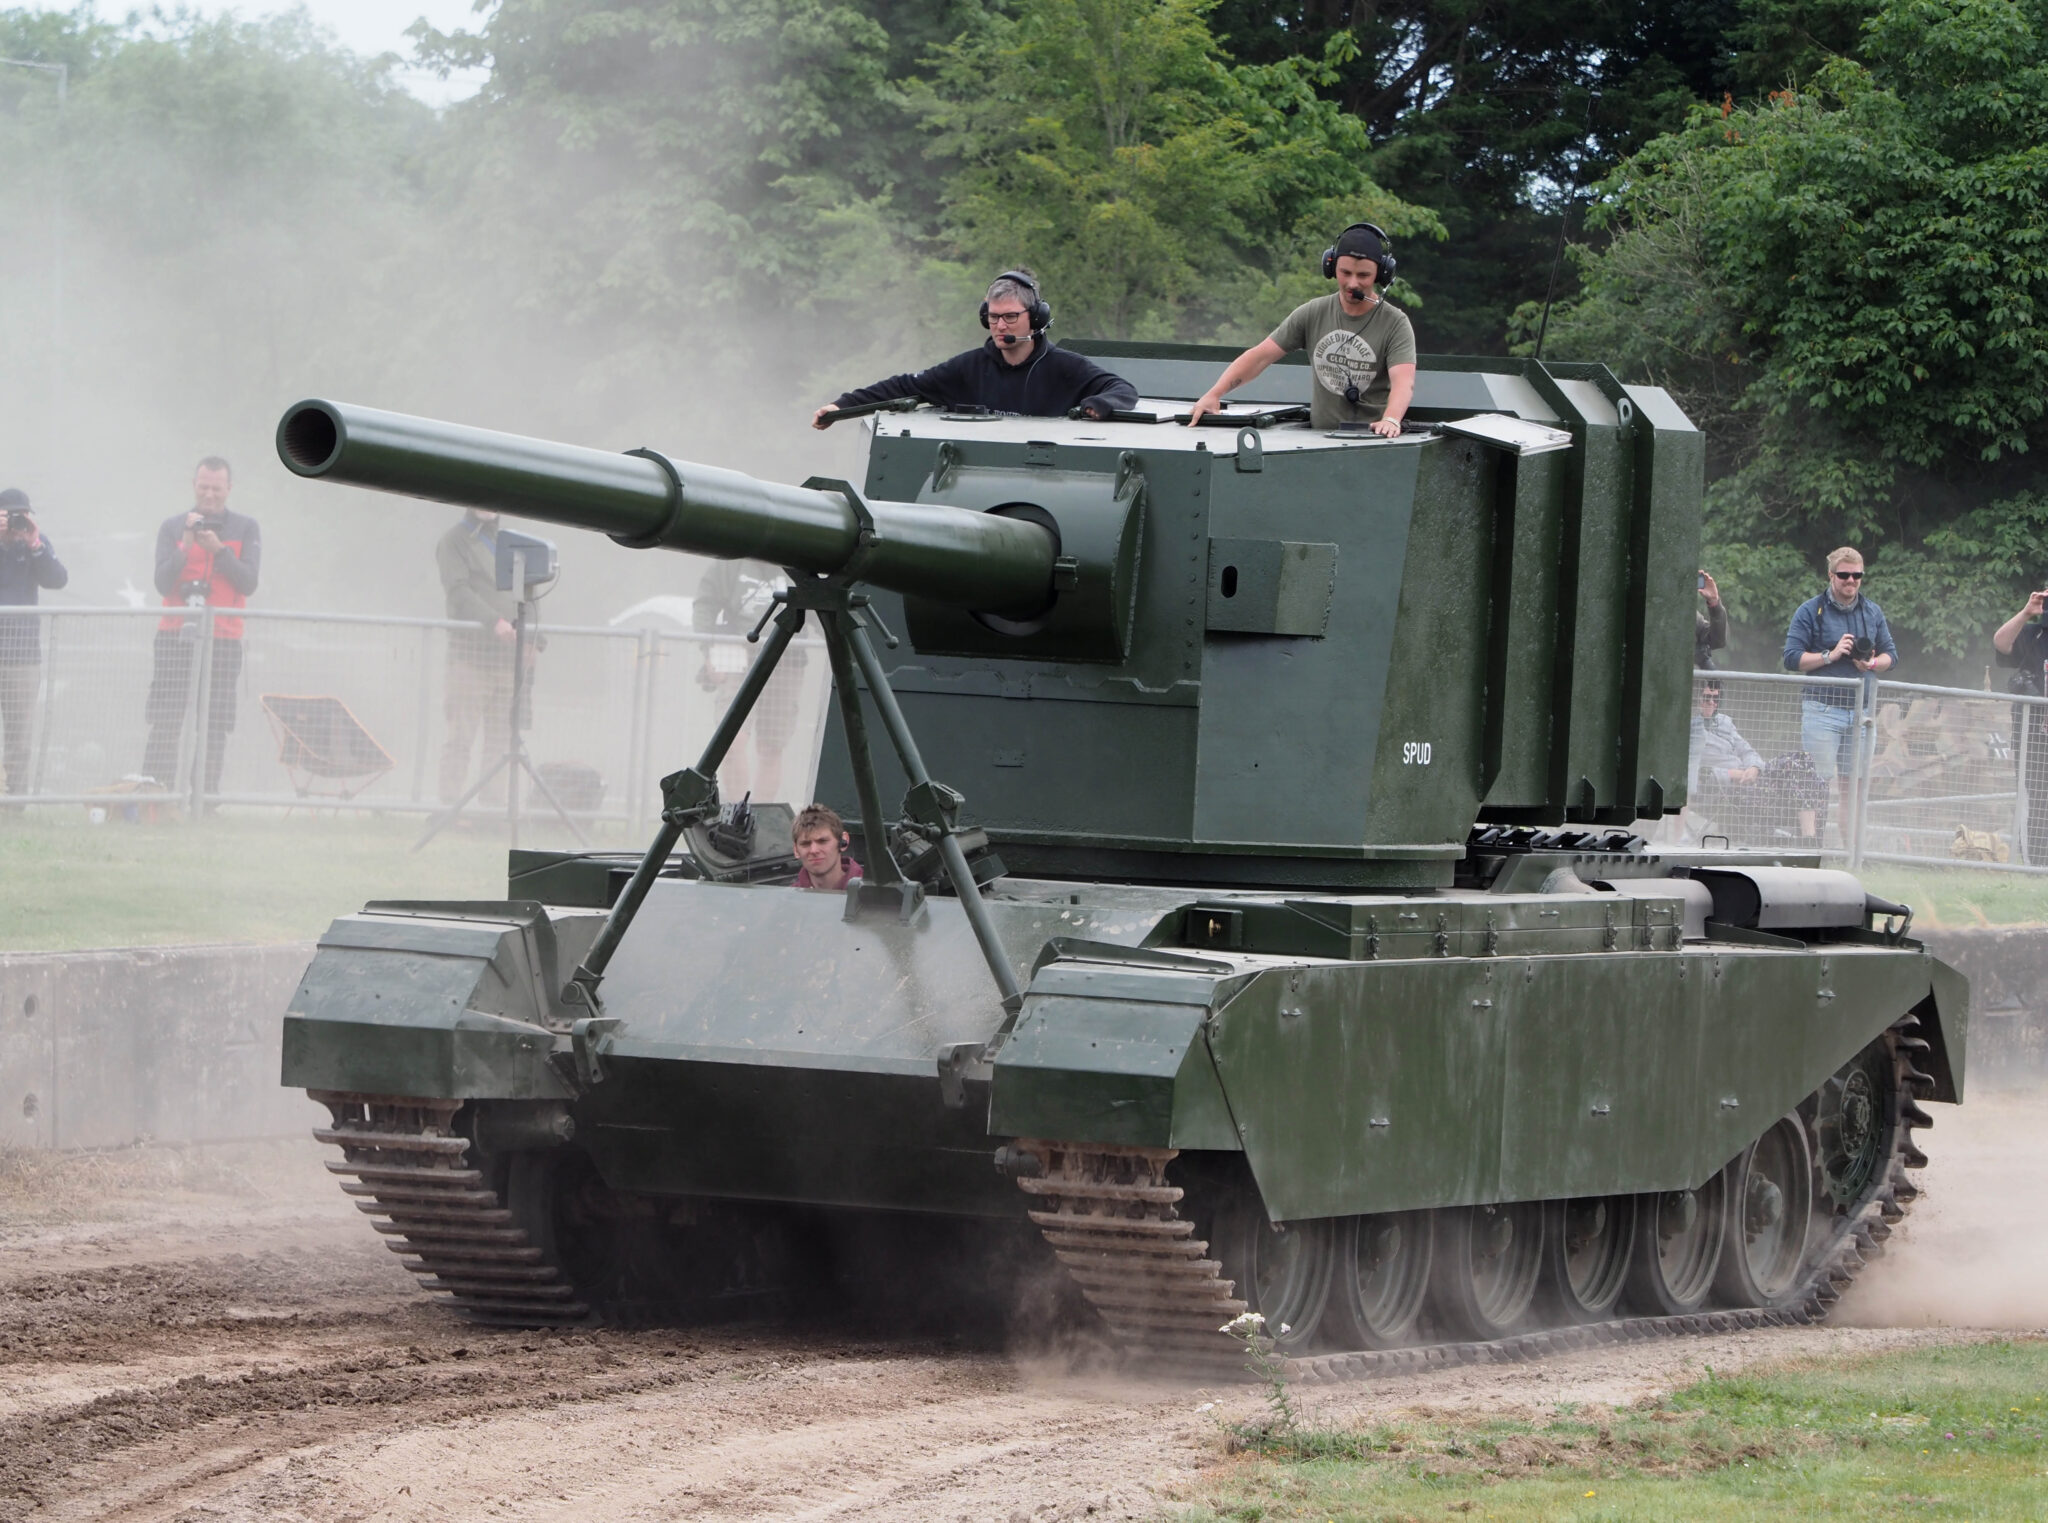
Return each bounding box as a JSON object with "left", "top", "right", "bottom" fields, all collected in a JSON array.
[
  {"left": 278, "top": 348, "right": 1700, "bottom": 890},
  {"left": 820, "top": 346, "right": 1703, "bottom": 887}
]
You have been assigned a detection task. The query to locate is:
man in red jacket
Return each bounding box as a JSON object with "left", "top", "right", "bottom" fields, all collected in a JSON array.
[{"left": 141, "top": 457, "right": 261, "bottom": 803}]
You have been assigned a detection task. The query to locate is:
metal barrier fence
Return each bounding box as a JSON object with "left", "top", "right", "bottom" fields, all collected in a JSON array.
[
  {"left": 1688, "top": 669, "right": 2048, "bottom": 875},
  {"left": 8, "top": 610, "right": 2047, "bottom": 875},
  {"left": 0, "top": 606, "right": 832, "bottom": 841}
]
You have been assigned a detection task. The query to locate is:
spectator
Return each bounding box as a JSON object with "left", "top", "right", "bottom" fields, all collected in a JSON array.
[
  {"left": 0, "top": 489, "right": 68, "bottom": 803},
  {"left": 1695, "top": 570, "right": 1727, "bottom": 669},
  {"left": 695, "top": 560, "right": 806, "bottom": 804},
  {"left": 1992, "top": 584, "right": 2048, "bottom": 864},
  {"left": 1690, "top": 679, "right": 1763, "bottom": 788},
  {"left": 1783, "top": 546, "right": 1896, "bottom": 842},
  {"left": 435, "top": 508, "right": 526, "bottom": 807},
  {"left": 792, "top": 803, "right": 862, "bottom": 890},
  {"left": 141, "top": 458, "right": 259, "bottom": 802}
]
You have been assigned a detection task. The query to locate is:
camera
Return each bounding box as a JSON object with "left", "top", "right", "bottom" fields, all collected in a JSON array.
[
  {"left": 1851, "top": 635, "right": 1875, "bottom": 662},
  {"left": 1, "top": 508, "right": 29, "bottom": 538},
  {"left": 178, "top": 578, "right": 211, "bottom": 605}
]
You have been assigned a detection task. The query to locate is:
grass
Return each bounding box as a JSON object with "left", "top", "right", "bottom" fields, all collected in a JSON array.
[
  {"left": 1169, "top": 1340, "right": 2048, "bottom": 1522},
  {"left": 0, "top": 810, "right": 533, "bottom": 950},
  {"left": 1857, "top": 866, "right": 2048, "bottom": 930}
]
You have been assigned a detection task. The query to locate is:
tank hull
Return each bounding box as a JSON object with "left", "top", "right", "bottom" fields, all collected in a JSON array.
[{"left": 282, "top": 864, "right": 1964, "bottom": 1222}]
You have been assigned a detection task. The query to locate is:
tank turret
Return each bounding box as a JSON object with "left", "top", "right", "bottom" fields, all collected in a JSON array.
[{"left": 281, "top": 355, "right": 1701, "bottom": 892}]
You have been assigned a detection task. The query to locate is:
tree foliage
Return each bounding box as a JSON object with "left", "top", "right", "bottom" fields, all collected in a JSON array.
[
  {"left": 917, "top": 0, "right": 1437, "bottom": 339},
  {"left": 1541, "top": 0, "right": 2048, "bottom": 657}
]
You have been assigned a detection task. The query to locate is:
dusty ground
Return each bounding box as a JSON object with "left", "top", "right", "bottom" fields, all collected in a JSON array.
[{"left": 1, "top": 1090, "right": 2042, "bottom": 1523}]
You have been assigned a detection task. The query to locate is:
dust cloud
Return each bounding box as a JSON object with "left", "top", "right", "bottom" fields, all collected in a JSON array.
[
  {"left": 1838, "top": 1082, "right": 2048, "bottom": 1331},
  {"left": 0, "top": 15, "right": 949, "bottom": 630}
]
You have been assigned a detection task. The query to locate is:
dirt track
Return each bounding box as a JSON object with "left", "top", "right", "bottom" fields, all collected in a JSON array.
[{"left": 2, "top": 1092, "right": 2043, "bottom": 1523}]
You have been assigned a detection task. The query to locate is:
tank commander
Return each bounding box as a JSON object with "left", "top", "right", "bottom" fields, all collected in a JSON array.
[
  {"left": 1186, "top": 223, "right": 1416, "bottom": 435},
  {"left": 792, "top": 803, "right": 863, "bottom": 890},
  {"left": 811, "top": 271, "right": 1137, "bottom": 429}
]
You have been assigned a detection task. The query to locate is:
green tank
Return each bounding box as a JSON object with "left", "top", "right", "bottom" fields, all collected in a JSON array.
[{"left": 274, "top": 350, "right": 1965, "bottom": 1370}]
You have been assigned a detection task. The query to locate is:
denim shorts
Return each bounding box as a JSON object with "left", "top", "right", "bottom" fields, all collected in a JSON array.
[{"left": 1800, "top": 699, "right": 1857, "bottom": 781}]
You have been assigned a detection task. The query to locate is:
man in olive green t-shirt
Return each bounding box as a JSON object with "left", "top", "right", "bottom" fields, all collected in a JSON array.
[{"left": 1188, "top": 223, "right": 1417, "bottom": 434}]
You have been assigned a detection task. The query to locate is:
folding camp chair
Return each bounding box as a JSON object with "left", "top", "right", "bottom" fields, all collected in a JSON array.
[{"left": 260, "top": 694, "right": 396, "bottom": 801}]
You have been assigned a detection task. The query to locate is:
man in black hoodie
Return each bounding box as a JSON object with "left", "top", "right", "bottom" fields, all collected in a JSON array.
[{"left": 812, "top": 271, "right": 1136, "bottom": 428}]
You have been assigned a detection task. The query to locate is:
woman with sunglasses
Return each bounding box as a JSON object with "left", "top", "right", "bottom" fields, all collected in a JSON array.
[{"left": 1782, "top": 546, "right": 1897, "bottom": 841}]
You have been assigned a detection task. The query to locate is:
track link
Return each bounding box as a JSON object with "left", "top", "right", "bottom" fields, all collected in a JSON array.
[
  {"left": 310, "top": 1090, "right": 589, "bottom": 1326},
  {"left": 1015, "top": 1017, "right": 1934, "bottom": 1380}
]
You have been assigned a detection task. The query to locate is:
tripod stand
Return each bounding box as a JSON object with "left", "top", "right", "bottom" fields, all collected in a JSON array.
[{"left": 415, "top": 547, "right": 591, "bottom": 852}]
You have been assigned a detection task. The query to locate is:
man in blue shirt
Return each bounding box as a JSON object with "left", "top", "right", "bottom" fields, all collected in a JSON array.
[{"left": 1783, "top": 546, "right": 1897, "bottom": 841}]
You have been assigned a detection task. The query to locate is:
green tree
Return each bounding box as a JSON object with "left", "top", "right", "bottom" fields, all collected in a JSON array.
[
  {"left": 1538, "top": 0, "right": 2048, "bottom": 658},
  {"left": 918, "top": 0, "right": 1438, "bottom": 341}
]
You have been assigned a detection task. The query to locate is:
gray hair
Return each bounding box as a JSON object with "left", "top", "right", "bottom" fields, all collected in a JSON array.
[{"left": 985, "top": 273, "right": 1039, "bottom": 311}]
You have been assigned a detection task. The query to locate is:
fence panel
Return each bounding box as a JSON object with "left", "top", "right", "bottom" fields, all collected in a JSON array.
[
  {"left": 1860, "top": 679, "right": 2048, "bottom": 872},
  {"left": 8, "top": 609, "right": 835, "bottom": 841},
  {"left": 1683, "top": 670, "right": 1861, "bottom": 852}
]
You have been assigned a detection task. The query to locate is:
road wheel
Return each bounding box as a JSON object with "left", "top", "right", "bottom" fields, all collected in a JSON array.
[
  {"left": 1324, "top": 1211, "right": 1432, "bottom": 1348},
  {"left": 1540, "top": 1195, "right": 1636, "bottom": 1324},
  {"left": 1714, "top": 1114, "right": 1816, "bottom": 1309},
  {"left": 1430, "top": 1202, "right": 1544, "bottom": 1340},
  {"left": 1213, "top": 1202, "right": 1336, "bottom": 1354},
  {"left": 1625, "top": 1175, "right": 1727, "bottom": 1315}
]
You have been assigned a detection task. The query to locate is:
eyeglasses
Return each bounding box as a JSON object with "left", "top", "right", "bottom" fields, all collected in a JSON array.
[
  {"left": 986, "top": 309, "right": 1032, "bottom": 326},
  {"left": 1833, "top": 570, "right": 1865, "bottom": 581},
  {"left": 1700, "top": 693, "right": 1722, "bottom": 704}
]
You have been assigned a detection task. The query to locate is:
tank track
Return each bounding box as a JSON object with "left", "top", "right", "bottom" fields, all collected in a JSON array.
[
  {"left": 309, "top": 1090, "right": 590, "bottom": 1327},
  {"left": 1014, "top": 1016, "right": 1934, "bottom": 1380}
]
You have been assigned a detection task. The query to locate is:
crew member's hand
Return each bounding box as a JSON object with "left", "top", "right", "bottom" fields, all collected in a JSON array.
[
  {"left": 195, "top": 528, "right": 223, "bottom": 553},
  {"left": 1185, "top": 392, "right": 1224, "bottom": 426},
  {"left": 1370, "top": 417, "right": 1402, "bottom": 439},
  {"left": 494, "top": 618, "right": 516, "bottom": 642},
  {"left": 1830, "top": 632, "right": 1857, "bottom": 662},
  {"left": 1733, "top": 766, "right": 1760, "bottom": 785},
  {"left": 1699, "top": 570, "right": 1721, "bottom": 608},
  {"left": 1080, "top": 398, "right": 1114, "bottom": 421},
  {"left": 812, "top": 405, "right": 839, "bottom": 431}
]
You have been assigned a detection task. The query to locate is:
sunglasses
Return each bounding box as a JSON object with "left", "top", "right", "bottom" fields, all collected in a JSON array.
[{"left": 1833, "top": 570, "right": 1865, "bottom": 581}]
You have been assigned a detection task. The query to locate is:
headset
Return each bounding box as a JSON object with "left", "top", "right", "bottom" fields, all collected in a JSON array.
[
  {"left": 979, "top": 269, "right": 1053, "bottom": 336},
  {"left": 1321, "top": 223, "right": 1397, "bottom": 285}
]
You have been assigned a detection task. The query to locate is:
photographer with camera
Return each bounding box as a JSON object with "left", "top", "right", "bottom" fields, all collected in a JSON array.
[
  {"left": 0, "top": 489, "right": 68, "bottom": 803},
  {"left": 141, "top": 458, "right": 260, "bottom": 804},
  {"left": 1992, "top": 584, "right": 2048, "bottom": 863},
  {"left": 1782, "top": 546, "right": 1896, "bottom": 843}
]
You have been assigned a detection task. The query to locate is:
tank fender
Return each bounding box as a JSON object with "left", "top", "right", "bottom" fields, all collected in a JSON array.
[
  {"left": 1911, "top": 954, "right": 1968, "bottom": 1103},
  {"left": 988, "top": 951, "right": 1245, "bottom": 1149},
  {"left": 280, "top": 902, "right": 584, "bottom": 1100}
]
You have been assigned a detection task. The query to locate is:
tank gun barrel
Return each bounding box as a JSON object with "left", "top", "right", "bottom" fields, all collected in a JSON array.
[{"left": 275, "top": 399, "right": 1057, "bottom": 612}]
